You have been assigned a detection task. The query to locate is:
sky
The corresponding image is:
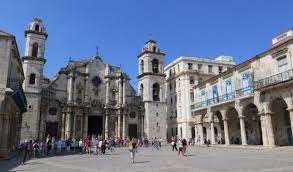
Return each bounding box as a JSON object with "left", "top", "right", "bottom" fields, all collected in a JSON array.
[{"left": 0, "top": 0, "right": 292, "bottom": 88}]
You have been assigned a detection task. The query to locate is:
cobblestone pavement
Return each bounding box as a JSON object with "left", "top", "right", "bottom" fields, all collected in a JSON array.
[{"left": 1, "top": 146, "right": 293, "bottom": 172}]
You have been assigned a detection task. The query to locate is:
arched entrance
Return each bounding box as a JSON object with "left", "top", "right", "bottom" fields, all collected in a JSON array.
[
  {"left": 270, "top": 98, "right": 293, "bottom": 146},
  {"left": 227, "top": 108, "right": 241, "bottom": 144},
  {"left": 213, "top": 111, "right": 225, "bottom": 144},
  {"left": 243, "top": 103, "right": 262, "bottom": 145}
]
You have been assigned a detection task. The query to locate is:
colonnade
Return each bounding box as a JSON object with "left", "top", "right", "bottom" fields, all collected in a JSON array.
[{"left": 194, "top": 98, "right": 293, "bottom": 147}]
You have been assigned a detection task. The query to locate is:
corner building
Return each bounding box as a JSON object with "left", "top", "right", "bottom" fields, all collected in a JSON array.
[{"left": 191, "top": 29, "right": 293, "bottom": 147}]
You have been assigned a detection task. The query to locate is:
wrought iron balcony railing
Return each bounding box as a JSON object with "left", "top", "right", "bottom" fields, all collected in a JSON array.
[
  {"left": 191, "top": 86, "right": 253, "bottom": 111},
  {"left": 253, "top": 69, "right": 293, "bottom": 90}
]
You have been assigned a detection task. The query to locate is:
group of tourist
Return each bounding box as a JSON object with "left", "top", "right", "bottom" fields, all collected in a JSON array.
[
  {"left": 16, "top": 135, "right": 156, "bottom": 165},
  {"left": 170, "top": 136, "right": 188, "bottom": 156},
  {"left": 17, "top": 135, "right": 211, "bottom": 165}
]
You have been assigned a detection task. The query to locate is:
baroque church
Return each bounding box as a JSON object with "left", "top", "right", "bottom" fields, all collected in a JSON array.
[{"left": 20, "top": 17, "right": 165, "bottom": 141}]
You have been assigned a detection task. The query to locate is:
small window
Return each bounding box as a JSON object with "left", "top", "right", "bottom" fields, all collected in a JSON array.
[
  {"left": 218, "top": 66, "right": 223, "bottom": 74},
  {"left": 188, "top": 63, "right": 193, "bottom": 70},
  {"left": 29, "top": 73, "right": 36, "bottom": 85},
  {"left": 140, "top": 60, "right": 144, "bottom": 73},
  {"left": 32, "top": 43, "right": 38, "bottom": 57},
  {"left": 152, "top": 59, "right": 159, "bottom": 73},
  {"left": 35, "top": 24, "right": 40, "bottom": 32},
  {"left": 277, "top": 56, "right": 288, "bottom": 72},
  {"left": 208, "top": 65, "right": 213, "bottom": 73},
  {"left": 198, "top": 64, "right": 202, "bottom": 71},
  {"left": 153, "top": 46, "right": 156, "bottom": 52},
  {"left": 153, "top": 83, "right": 160, "bottom": 101}
]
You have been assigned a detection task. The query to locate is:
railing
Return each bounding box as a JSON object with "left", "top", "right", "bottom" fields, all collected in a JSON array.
[
  {"left": 254, "top": 69, "right": 293, "bottom": 90},
  {"left": 191, "top": 86, "right": 253, "bottom": 110}
]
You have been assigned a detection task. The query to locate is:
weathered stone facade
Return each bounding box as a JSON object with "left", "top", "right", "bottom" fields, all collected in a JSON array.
[
  {"left": 0, "top": 30, "right": 27, "bottom": 159},
  {"left": 20, "top": 17, "right": 144, "bottom": 141}
]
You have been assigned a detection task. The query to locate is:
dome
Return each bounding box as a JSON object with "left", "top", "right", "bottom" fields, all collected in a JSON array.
[
  {"left": 142, "top": 39, "right": 161, "bottom": 53},
  {"left": 26, "top": 17, "right": 47, "bottom": 34}
]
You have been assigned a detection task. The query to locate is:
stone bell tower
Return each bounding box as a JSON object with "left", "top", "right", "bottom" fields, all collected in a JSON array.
[
  {"left": 21, "top": 17, "right": 48, "bottom": 140},
  {"left": 137, "top": 39, "right": 167, "bottom": 140}
]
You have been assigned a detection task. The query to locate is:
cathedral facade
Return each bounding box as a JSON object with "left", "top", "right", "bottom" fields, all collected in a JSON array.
[{"left": 20, "top": 17, "right": 145, "bottom": 141}]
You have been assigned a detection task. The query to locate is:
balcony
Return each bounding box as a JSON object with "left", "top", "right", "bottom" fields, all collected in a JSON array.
[
  {"left": 191, "top": 86, "right": 253, "bottom": 111},
  {"left": 254, "top": 69, "right": 293, "bottom": 90}
]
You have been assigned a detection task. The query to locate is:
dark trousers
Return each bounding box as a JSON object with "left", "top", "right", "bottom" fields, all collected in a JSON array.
[{"left": 172, "top": 144, "right": 178, "bottom": 151}]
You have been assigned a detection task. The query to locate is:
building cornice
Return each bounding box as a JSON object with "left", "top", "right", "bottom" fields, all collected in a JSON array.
[
  {"left": 25, "top": 30, "right": 48, "bottom": 39},
  {"left": 137, "top": 51, "right": 165, "bottom": 58},
  {"left": 137, "top": 72, "right": 166, "bottom": 79},
  {"left": 22, "top": 56, "right": 46, "bottom": 63}
]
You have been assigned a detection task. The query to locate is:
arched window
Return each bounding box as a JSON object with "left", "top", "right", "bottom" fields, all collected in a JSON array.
[
  {"left": 140, "top": 84, "right": 144, "bottom": 97},
  {"left": 29, "top": 73, "right": 36, "bottom": 85},
  {"left": 35, "top": 24, "right": 40, "bottom": 32},
  {"left": 153, "top": 46, "right": 156, "bottom": 52},
  {"left": 140, "top": 60, "right": 144, "bottom": 73},
  {"left": 153, "top": 83, "right": 160, "bottom": 101},
  {"left": 152, "top": 59, "right": 159, "bottom": 73},
  {"left": 32, "top": 43, "right": 38, "bottom": 57}
]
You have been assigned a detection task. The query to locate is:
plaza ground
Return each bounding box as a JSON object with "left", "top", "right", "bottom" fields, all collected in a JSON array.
[{"left": 1, "top": 146, "right": 293, "bottom": 172}]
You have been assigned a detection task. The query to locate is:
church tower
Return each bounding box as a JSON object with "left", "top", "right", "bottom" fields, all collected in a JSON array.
[
  {"left": 137, "top": 39, "right": 167, "bottom": 140},
  {"left": 21, "top": 17, "right": 48, "bottom": 140}
]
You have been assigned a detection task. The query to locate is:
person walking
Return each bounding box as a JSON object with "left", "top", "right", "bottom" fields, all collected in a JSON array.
[
  {"left": 21, "top": 140, "right": 29, "bottom": 165},
  {"left": 171, "top": 137, "right": 177, "bottom": 151},
  {"left": 128, "top": 139, "right": 137, "bottom": 163},
  {"left": 177, "top": 139, "right": 184, "bottom": 156}
]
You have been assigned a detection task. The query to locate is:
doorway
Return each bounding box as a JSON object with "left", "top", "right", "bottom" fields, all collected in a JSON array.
[
  {"left": 128, "top": 124, "right": 138, "bottom": 139},
  {"left": 46, "top": 122, "right": 58, "bottom": 139},
  {"left": 88, "top": 116, "right": 103, "bottom": 136}
]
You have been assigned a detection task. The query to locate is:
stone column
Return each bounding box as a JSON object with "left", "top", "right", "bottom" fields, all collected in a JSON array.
[
  {"left": 123, "top": 78, "right": 126, "bottom": 106},
  {"left": 223, "top": 119, "right": 230, "bottom": 145},
  {"left": 197, "top": 122, "right": 204, "bottom": 144},
  {"left": 287, "top": 108, "right": 293, "bottom": 137},
  {"left": 105, "top": 111, "right": 109, "bottom": 139},
  {"left": 122, "top": 113, "right": 126, "bottom": 139},
  {"left": 259, "top": 114, "right": 268, "bottom": 146},
  {"left": 117, "top": 111, "right": 121, "bottom": 138},
  {"left": 67, "top": 73, "right": 75, "bottom": 104},
  {"left": 65, "top": 112, "right": 73, "bottom": 139},
  {"left": 61, "top": 113, "right": 66, "bottom": 140},
  {"left": 264, "top": 113, "right": 275, "bottom": 146},
  {"left": 105, "top": 79, "right": 110, "bottom": 105},
  {"left": 119, "top": 78, "right": 123, "bottom": 106},
  {"left": 239, "top": 116, "right": 247, "bottom": 145},
  {"left": 210, "top": 121, "right": 216, "bottom": 144}
]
